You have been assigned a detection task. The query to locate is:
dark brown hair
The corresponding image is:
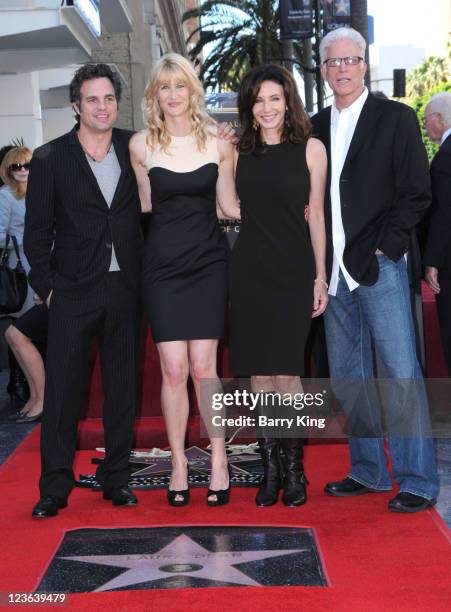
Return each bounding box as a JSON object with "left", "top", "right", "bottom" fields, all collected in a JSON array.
[
  {"left": 238, "top": 64, "right": 312, "bottom": 154},
  {"left": 69, "top": 64, "right": 122, "bottom": 124}
]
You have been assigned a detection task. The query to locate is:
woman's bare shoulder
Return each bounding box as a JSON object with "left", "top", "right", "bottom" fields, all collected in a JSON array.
[
  {"left": 130, "top": 130, "right": 147, "bottom": 148},
  {"left": 306, "top": 137, "right": 327, "bottom": 166},
  {"left": 306, "top": 136, "right": 326, "bottom": 155},
  {"left": 129, "top": 130, "right": 149, "bottom": 162}
]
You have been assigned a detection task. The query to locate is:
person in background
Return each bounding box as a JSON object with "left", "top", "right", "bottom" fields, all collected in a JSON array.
[
  {"left": 0, "top": 147, "right": 35, "bottom": 405},
  {"left": 423, "top": 92, "right": 451, "bottom": 376},
  {"left": 0, "top": 146, "right": 14, "bottom": 187},
  {"left": 0, "top": 147, "right": 35, "bottom": 315},
  {"left": 0, "top": 147, "right": 33, "bottom": 294},
  {"left": 5, "top": 301, "right": 48, "bottom": 423}
]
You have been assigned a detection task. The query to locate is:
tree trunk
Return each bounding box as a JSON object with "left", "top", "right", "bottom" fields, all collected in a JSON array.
[
  {"left": 314, "top": 0, "right": 323, "bottom": 110},
  {"left": 282, "top": 39, "right": 294, "bottom": 72},
  {"left": 301, "top": 39, "right": 314, "bottom": 113},
  {"left": 351, "top": 0, "right": 371, "bottom": 89}
]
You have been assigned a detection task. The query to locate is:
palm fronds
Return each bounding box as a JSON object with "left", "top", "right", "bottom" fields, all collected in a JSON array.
[{"left": 183, "top": 0, "right": 295, "bottom": 91}]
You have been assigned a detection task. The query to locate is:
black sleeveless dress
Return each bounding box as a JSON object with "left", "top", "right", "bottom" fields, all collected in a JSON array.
[
  {"left": 143, "top": 150, "right": 229, "bottom": 343},
  {"left": 229, "top": 141, "right": 315, "bottom": 376}
]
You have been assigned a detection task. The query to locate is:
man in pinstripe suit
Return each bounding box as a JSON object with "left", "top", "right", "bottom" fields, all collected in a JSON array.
[{"left": 24, "top": 64, "right": 143, "bottom": 518}]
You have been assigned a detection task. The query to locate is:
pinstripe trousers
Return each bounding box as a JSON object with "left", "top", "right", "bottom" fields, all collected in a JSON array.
[{"left": 39, "top": 272, "right": 140, "bottom": 499}]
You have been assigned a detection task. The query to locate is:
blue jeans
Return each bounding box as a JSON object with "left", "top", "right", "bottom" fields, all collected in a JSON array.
[{"left": 324, "top": 255, "right": 439, "bottom": 500}]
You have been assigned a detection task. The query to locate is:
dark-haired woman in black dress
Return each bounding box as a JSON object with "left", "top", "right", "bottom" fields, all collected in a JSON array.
[{"left": 230, "top": 64, "right": 328, "bottom": 507}]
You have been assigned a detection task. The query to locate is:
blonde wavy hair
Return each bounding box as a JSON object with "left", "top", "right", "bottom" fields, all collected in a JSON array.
[
  {"left": 142, "top": 53, "right": 215, "bottom": 153},
  {"left": 0, "top": 147, "right": 32, "bottom": 199}
]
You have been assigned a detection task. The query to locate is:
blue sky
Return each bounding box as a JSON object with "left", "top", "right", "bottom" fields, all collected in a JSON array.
[{"left": 368, "top": 0, "right": 450, "bottom": 62}]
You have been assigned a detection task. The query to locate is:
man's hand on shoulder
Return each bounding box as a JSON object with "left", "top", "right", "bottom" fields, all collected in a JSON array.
[
  {"left": 425, "top": 266, "right": 440, "bottom": 294},
  {"left": 217, "top": 122, "right": 238, "bottom": 145}
]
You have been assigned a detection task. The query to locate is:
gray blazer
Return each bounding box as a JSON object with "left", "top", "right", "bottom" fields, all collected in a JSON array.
[
  {"left": 0, "top": 185, "right": 34, "bottom": 314},
  {"left": 0, "top": 185, "right": 26, "bottom": 247}
]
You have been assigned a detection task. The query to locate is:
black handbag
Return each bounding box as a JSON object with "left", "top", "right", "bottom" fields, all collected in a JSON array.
[{"left": 0, "top": 234, "right": 28, "bottom": 314}]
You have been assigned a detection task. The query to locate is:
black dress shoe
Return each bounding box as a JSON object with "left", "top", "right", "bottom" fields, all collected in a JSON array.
[
  {"left": 7, "top": 409, "right": 28, "bottom": 421},
  {"left": 32, "top": 496, "right": 67, "bottom": 518},
  {"left": 324, "top": 477, "right": 377, "bottom": 497},
  {"left": 103, "top": 487, "right": 137, "bottom": 506},
  {"left": 388, "top": 492, "right": 436, "bottom": 513},
  {"left": 15, "top": 411, "right": 43, "bottom": 424}
]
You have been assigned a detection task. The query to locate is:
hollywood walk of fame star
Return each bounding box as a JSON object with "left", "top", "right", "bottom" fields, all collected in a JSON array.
[
  {"left": 334, "top": 0, "right": 350, "bottom": 17},
  {"left": 78, "top": 446, "right": 263, "bottom": 489},
  {"left": 61, "top": 534, "right": 307, "bottom": 591},
  {"left": 130, "top": 447, "right": 258, "bottom": 479}
]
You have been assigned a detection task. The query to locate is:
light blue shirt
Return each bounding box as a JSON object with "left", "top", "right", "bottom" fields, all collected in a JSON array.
[
  {"left": 0, "top": 185, "right": 25, "bottom": 247},
  {"left": 0, "top": 184, "right": 34, "bottom": 314}
]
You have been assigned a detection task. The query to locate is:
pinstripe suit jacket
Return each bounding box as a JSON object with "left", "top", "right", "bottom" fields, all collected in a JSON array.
[{"left": 24, "top": 126, "right": 143, "bottom": 302}]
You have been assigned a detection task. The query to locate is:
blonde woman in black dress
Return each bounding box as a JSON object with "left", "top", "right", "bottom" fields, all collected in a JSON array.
[
  {"left": 129, "top": 54, "right": 240, "bottom": 506},
  {"left": 230, "top": 64, "right": 328, "bottom": 507}
]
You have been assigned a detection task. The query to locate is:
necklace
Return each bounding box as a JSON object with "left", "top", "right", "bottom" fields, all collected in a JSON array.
[{"left": 77, "top": 133, "right": 112, "bottom": 162}]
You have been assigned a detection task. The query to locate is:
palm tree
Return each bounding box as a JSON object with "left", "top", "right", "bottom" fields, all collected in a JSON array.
[
  {"left": 183, "top": 0, "right": 304, "bottom": 91},
  {"left": 406, "top": 55, "right": 449, "bottom": 99}
]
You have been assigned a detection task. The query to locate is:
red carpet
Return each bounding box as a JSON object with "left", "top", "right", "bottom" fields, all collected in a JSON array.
[
  {"left": 76, "top": 286, "right": 447, "bottom": 450},
  {"left": 1, "top": 428, "right": 449, "bottom": 612},
  {"left": 422, "top": 281, "right": 448, "bottom": 377}
]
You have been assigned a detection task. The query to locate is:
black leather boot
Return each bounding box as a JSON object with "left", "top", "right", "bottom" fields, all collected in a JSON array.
[
  {"left": 6, "top": 348, "right": 29, "bottom": 403},
  {"left": 255, "top": 437, "right": 283, "bottom": 506},
  {"left": 280, "top": 438, "right": 307, "bottom": 507}
]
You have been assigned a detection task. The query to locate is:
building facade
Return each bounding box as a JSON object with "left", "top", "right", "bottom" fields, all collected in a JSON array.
[{"left": 0, "top": 0, "right": 198, "bottom": 147}]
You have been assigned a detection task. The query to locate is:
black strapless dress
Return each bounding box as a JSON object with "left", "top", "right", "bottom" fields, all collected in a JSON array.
[{"left": 143, "top": 163, "right": 229, "bottom": 343}]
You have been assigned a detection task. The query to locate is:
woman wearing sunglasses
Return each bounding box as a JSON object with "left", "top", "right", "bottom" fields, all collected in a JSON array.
[
  {"left": 0, "top": 147, "right": 47, "bottom": 425},
  {"left": 0, "top": 147, "right": 34, "bottom": 315}
]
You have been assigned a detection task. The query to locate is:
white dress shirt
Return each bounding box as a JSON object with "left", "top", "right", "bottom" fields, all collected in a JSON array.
[
  {"left": 440, "top": 127, "right": 451, "bottom": 145},
  {"left": 328, "top": 87, "right": 369, "bottom": 296}
]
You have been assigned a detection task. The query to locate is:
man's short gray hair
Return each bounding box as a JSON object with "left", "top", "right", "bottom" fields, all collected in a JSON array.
[
  {"left": 319, "top": 27, "right": 367, "bottom": 63},
  {"left": 427, "top": 92, "right": 451, "bottom": 127}
]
